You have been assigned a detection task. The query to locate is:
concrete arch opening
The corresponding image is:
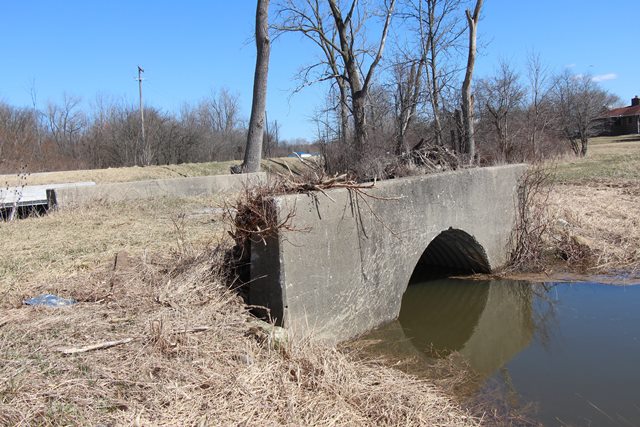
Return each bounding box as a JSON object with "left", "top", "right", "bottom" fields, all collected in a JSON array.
[
  {"left": 410, "top": 228, "right": 491, "bottom": 281},
  {"left": 247, "top": 165, "right": 526, "bottom": 342}
]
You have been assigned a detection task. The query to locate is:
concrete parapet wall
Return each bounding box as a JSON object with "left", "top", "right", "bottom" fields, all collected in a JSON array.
[
  {"left": 51, "top": 172, "right": 266, "bottom": 208},
  {"left": 249, "top": 165, "right": 527, "bottom": 343}
]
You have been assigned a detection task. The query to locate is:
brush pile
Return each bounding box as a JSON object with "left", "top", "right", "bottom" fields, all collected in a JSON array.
[{"left": 386, "top": 139, "right": 460, "bottom": 178}]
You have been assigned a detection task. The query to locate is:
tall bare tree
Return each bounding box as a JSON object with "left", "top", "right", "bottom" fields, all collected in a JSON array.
[
  {"left": 391, "top": 54, "right": 425, "bottom": 153},
  {"left": 477, "top": 61, "right": 525, "bottom": 163},
  {"left": 275, "top": 0, "right": 396, "bottom": 154},
  {"left": 405, "top": 0, "right": 466, "bottom": 146},
  {"left": 525, "top": 52, "right": 554, "bottom": 160},
  {"left": 275, "top": 0, "right": 350, "bottom": 143},
  {"left": 45, "top": 94, "right": 86, "bottom": 159},
  {"left": 460, "top": 0, "right": 482, "bottom": 163},
  {"left": 241, "top": 0, "right": 271, "bottom": 173},
  {"left": 329, "top": 0, "right": 396, "bottom": 153},
  {"left": 553, "top": 71, "right": 618, "bottom": 157}
]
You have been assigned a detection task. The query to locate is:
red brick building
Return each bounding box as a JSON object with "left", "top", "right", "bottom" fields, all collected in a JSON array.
[{"left": 599, "top": 96, "right": 640, "bottom": 135}]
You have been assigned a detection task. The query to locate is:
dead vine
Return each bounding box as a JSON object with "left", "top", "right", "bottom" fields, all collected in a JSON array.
[{"left": 508, "top": 165, "right": 554, "bottom": 271}]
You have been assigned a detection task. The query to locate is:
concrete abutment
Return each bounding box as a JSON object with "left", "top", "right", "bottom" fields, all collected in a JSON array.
[{"left": 249, "top": 165, "right": 527, "bottom": 343}]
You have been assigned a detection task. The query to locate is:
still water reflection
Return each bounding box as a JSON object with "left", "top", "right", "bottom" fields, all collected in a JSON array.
[{"left": 363, "top": 279, "right": 640, "bottom": 426}]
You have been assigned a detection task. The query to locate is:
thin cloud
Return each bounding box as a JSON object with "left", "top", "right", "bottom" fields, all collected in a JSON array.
[
  {"left": 592, "top": 73, "right": 618, "bottom": 82},
  {"left": 565, "top": 63, "right": 577, "bottom": 69}
]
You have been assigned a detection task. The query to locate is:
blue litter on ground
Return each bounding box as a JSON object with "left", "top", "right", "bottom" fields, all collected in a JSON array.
[{"left": 24, "top": 294, "right": 76, "bottom": 307}]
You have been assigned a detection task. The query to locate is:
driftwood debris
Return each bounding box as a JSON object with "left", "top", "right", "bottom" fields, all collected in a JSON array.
[
  {"left": 57, "top": 338, "right": 135, "bottom": 355},
  {"left": 56, "top": 326, "right": 215, "bottom": 355},
  {"left": 405, "top": 138, "right": 460, "bottom": 171}
]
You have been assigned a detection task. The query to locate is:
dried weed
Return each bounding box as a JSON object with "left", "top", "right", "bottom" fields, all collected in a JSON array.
[
  {"left": 0, "top": 246, "right": 477, "bottom": 426},
  {"left": 547, "top": 183, "right": 640, "bottom": 274}
]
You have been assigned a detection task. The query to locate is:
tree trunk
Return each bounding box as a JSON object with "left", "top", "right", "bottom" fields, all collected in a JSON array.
[
  {"left": 427, "top": 1, "right": 443, "bottom": 146},
  {"left": 337, "top": 78, "right": 349, "bottom": 144},
  {"left": 328, "top": 0, "right": 395, "bottom": 156},
  {"left": 241, "top": 0, "right": 271, "bottom": 173},
  {"left": 580, "top": 137, "right": 588, "bottom": 157},
  {"left": 395, "top": 60, "right": 424, "bottom": 154},
  {"left": 461, "top": 0, "right": 482, "bottom": 164},
  {"left": 351, "top": 90, "right": 367, "bottom": 154}
]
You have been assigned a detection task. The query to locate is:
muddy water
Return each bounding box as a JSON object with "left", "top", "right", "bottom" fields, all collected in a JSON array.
[{"left": 362, "top": 279, "right": 640, "bottom": 426}]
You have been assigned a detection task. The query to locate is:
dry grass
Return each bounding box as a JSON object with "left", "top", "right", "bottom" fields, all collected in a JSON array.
[
  {"left": 0, "top": 158, "right": 306, "bottom": 187},
  {"left": 1, "top": 194, "right": 478, "bottom": 426},
  {"left": 516, "top": 136, "right": 640, "bottom": 276},
  {"left": 547, "top": 183, "right": 640, "bottom": 274},
  {"left": 0, "top": 162, "right": 232, "bottom": 186},
  {"left": 0, "top": 245, "right": 477, "bottom": 426},
  {"left": 554, "top": 135, "right": 640, "bottom": 184},
  {"left": 0, "top": 196, "right": 225, "bottom": 294}
]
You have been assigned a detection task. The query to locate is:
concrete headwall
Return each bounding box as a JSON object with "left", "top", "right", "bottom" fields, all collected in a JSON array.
[
  {"left": 51, "top": 172, "right": 266, "bottom": 208},
  {"left": 249, "top": 165, "right": 527, "bottom": 342}
]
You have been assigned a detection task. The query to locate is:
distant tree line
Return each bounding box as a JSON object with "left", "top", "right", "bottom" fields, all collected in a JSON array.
[{"left": 0, "top": 89, "right": 317, "bottom": 174}]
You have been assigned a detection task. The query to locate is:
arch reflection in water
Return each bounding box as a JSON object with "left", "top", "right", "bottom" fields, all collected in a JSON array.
[{"left": 365, "top": 279, "right": 535, "bottom": 379}]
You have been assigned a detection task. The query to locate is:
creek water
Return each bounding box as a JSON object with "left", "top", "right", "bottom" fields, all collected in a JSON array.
[{"left": 362, "top": 278, "right": 640, "bottom": 426}]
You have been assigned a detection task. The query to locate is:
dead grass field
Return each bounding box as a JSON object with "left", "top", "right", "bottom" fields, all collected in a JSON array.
[
  {"left": 554, "top": 134, "right": 640, "bottom": 184},
  {"left": 547, "top": 183, "right": 640, "bottom": 274},
  {"left": 545, "top": 135, "right": 640, "bottom": 276},
  {"left": 0, "top": 196, "right": 225, "bottom": 294},
  {"left": 1, "top": 248, "right": 477, "bottom": 426},
  {"left": 0, "top": 193, "right": 478, "bottom": 425}
]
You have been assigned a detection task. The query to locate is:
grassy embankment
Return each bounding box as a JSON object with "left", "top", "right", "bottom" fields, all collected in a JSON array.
[
  {"left": 547, "top": 134, "right": 640, "bottom": 275},
  {"left": 0, "top": 165, "right": 477, "bottom": 425},
  {"left": 0, "top": 158, "right": 303, "bottom": 186}
]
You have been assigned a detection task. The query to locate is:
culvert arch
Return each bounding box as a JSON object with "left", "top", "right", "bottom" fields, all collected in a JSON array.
[
  {"left": 248, "top": 165, "right": 526, "bottom": 342},
  {"left": 410, "top": 228, "right": 491, "bottom": 280}
]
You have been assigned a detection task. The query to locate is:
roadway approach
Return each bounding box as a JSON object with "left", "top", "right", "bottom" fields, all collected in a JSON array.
[
  {"left": 248, "top": 164, "right": 527, "bottom": 342},
  {"left": 0, "top": 173, "right": 266, "bottom": 219}
]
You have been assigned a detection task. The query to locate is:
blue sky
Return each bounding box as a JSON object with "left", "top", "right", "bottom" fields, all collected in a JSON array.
[{"left": 1, "top": 1, "right": 638, "bottom": 141}]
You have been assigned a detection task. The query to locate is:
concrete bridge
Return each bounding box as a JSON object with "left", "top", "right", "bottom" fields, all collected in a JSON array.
[{"left": 249, "top": 165, "right": 527, "bottom": 342}]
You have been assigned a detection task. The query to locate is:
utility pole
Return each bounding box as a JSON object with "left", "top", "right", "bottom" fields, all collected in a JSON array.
[{"left": 136, "top": 66, "right": 146, "bottom": 159}]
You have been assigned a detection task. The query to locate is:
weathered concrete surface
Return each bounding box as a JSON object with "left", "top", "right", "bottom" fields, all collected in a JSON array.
[
  {"left": 51, "top": 172, "right": 266, "bottom": 208},
  {"left": 249, "top": 165, "right": 527, "bottom": 342}
]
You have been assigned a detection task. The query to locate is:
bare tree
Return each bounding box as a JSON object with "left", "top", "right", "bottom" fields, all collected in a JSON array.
[
  {"left": 275, "top": 0, "right": 350, "bottom": 143},
  {"left": 407, "top": 0, "right": 466, "bottom": 146},
  {"left": 460, "top": 0, "right": 482, "bottom": 163},
  {"left": 45, "top": 94, "right": 86, "bottom": 158},
  {"left": 391, "top": 52, "right": 425, "bottom": 153},
  {"left": 275, "top": 0, "right": 396, "bottom": 155},
  {"left": 205, "top": 88, "right": 241, "bottom": 135},
  {"left": 0, "top": 102, "right": 40, "bottom": 170},
  {"left": 194, "top": 88, "right": 243, "bottom": 161},
  {"left": 241, "top": 0, "right": 271, "bottom": 173},
  {"left": 329, "top": 0, "right": 396, "bottom": 154},
  {"left": 477, "top": 61, "right": 525, "bottom": 163},
  {"left": 525, "top": 52, "right": 554, "bottom": 160},
  {"left": 553, "top": 71, "right": 618, "bottom": 157}
]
